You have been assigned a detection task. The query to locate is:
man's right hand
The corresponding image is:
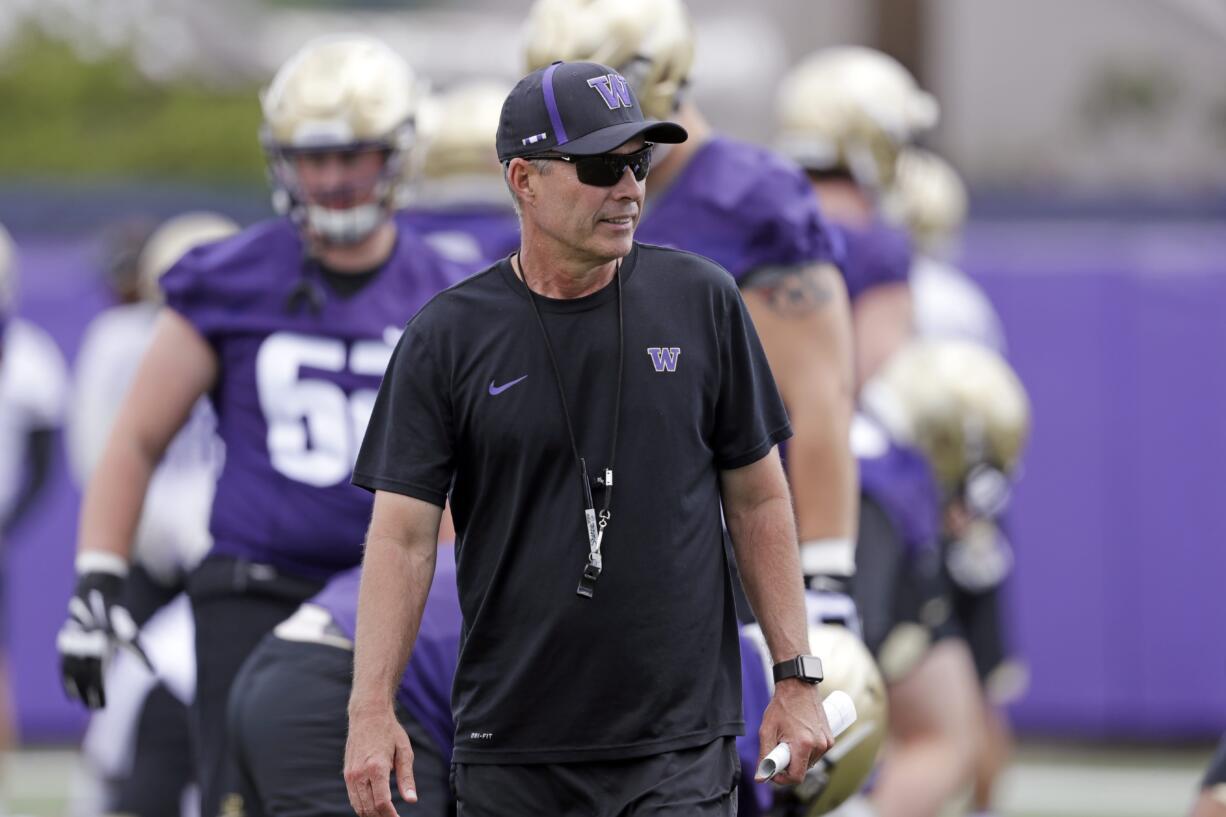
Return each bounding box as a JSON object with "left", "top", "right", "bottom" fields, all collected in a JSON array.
[
  {"left": 56, "top": 553, "right": 147, "bottom": 709},
  {"left": 345, "top": 705, "right": 418, "bottom": 817}
]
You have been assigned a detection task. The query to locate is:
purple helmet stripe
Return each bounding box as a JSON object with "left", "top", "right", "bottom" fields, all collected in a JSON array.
[{"left": 541, "top": 62, "right": 569, "bottom": 146}]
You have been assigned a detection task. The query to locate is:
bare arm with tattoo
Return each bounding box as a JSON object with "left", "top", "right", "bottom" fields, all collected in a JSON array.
[{"left": 741, "top": 261, "right": 857, "bottom": 551}]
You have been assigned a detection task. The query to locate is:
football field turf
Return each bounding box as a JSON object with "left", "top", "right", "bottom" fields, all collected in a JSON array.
[{"left": 2, "top": 740, "right": 1213, "bottom": 817}]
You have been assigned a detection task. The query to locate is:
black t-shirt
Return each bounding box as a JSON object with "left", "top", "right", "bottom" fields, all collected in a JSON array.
[{"left": 353, "top": 242, "right": 792, "bottom": 763}]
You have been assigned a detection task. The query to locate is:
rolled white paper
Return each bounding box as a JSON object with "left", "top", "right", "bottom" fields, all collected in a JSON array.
[{"left": 755, "top": 691, "right": 858, "bottom": 781}]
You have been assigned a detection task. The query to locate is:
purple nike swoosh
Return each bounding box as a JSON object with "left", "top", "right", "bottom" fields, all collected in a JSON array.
[{"left": 488, "top": 375, "right": 528, "bottom": 396}]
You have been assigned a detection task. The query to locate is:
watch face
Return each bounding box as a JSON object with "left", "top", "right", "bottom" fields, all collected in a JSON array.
[{"left": 799, "top": 655, "right": 824, "bottom": 680}]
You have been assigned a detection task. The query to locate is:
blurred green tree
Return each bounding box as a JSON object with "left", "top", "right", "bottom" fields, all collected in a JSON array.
[{"left": 0, "top": 33, "right": 265, "bottom": 183}]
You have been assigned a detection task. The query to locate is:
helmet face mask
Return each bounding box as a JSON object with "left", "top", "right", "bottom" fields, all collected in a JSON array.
[
  {"left": 267, "top": 144, "right": 403, "bottom": 245},
  {"left": 260, "top": 35, "right": 420, "bottom": 245}
]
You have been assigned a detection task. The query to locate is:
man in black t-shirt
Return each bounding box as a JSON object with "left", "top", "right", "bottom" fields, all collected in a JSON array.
[{"left": 344, "top": 61, "right": 834, "bottom": 817}]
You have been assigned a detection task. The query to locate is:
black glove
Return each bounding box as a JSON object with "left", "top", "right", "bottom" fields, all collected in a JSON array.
[{"left": 57, "top": 557, "right": 151, "bottom": 709}]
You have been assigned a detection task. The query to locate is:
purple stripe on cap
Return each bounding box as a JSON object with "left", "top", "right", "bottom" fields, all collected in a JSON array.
[{"left": 541, "top": 62, "right": 569, "bottom": 146}]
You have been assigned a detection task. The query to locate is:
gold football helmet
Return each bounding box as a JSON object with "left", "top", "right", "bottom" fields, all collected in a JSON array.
[
  {"left": 861, "top": 339, "right": 1030, "bottom": 495},
  {"left": 799, "top": 624, "right": 889, "bottom": 814},
  {"left": 138, "top": 212, "right": 240, "bottom": 302},
  {"left": 743, "top": 623, "right": 888, "bottom": 814},
  {"left": 522, "top": 0, "right": 694, "bottom": 120},
  {"left": 776, "top": 46, "right": 938, "bottom": 189},
  {"left": 413, "top": 80, "right": 512, "bottom": 205},
  {"left": 260, "top": 34, "right": 420, "bottom": 244},
  {"left": 885, "top": 148, "right": 969, "bottom": 254}
]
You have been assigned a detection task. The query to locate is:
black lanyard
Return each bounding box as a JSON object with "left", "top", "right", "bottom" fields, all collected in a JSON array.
[{"left": 516, "top": 253, "right": 624, "bottom": 599}]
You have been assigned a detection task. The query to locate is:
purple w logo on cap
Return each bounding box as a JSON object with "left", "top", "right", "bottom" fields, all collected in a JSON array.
[{"left": 587, "top": 74, "right": 634, "bottom": 110}]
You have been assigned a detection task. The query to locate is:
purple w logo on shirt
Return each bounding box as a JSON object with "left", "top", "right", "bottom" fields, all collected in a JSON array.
[
  {"left": 647, "top": 347, "right": 682, "bottom": 373},
  {"left": 587, "top": 74, "right": 634, "bottom": 110}
]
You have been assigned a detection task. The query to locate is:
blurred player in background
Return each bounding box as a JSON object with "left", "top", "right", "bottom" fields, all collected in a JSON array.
[
  {"left": 0, "top": 222, "right": 69, "bottom": 806},
  {"left": 887, "top": 148, "right": 1006, "bottom": 354},
  {"left": 1193, "top": 737, "right": 1226, "bottom": 817},
  {"left": 854, "top": 340, "right": 1030, "bottom": 817},
  {"left": 0, "top": 223, "right": 67, "bottom": 547},
  {"left": 397, "top": 80, "right": 521, "bottom": 274},
  {"left": 775, "top": 46, "right": 938, "bottom": 390},
  {"left": 887, "top": 148, "right": 1023, "bottom": 817},
  {"left": 524, "top": 0, "right": 860, "bottom": 611},
  {"left": 775, "top": 47, "right": 993, "bottom": 817},
  {"left": 56, "top": 35, "right": 465, "bottom": 817},
  {"left": 96, "top": 217, "right": 159, "bottom": 309},
  {"left": 67, "top": 213, "right": 237, "bottom": 817},
  {"left": 228, "top": 547, "right": 460, "bottom": 817}
]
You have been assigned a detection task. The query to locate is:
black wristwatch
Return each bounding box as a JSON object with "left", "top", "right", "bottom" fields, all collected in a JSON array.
[{"left": 772, "top": 655, "right": 823, "bottom": 685}]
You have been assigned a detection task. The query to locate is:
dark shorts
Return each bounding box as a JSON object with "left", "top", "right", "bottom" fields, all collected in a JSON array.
[
  {"left": 854, "top": 496, "right": 960, "bottom": 665},
  {"left": 947, "top": 579, "right": 1010, "bottom": 684},
  {"left": 1204, "top": 734, "right": 1226, "bottom": 789},
  {"left": 187, "top": 556, "right": 325, "bottom": 817},
  {"left": 452, "top": 737, "right": 739, "bottom": 817},
  {"left": 228, "top": 636, "right": 451, "bottom": 817},
  {"left": 107, "top": 682, "right": 195, "bottom": 817}
]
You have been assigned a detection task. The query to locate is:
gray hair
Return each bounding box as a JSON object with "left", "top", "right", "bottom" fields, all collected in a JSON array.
[{"left": 503, "top": 158, "right": 554, "bottom": 220}]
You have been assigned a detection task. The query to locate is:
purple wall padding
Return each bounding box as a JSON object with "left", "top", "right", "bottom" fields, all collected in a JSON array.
[
  {"left": 6, "top": 217, "right": 1226, "bottom": 742},
  {"left": 7, "top": 238, "right": 110, "bottom": 741},
  {"left": 965, "top": 221, "right": 1226, "bottom": 739}
]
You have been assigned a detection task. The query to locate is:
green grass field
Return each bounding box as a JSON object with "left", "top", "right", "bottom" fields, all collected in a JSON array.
[{"left": 2, "top": 739, "right": 1214, "bottom": 817}]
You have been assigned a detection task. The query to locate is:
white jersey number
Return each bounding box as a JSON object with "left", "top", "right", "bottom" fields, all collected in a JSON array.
[{"left": 256, "top": 332, "right": 393, "bottom": 487}]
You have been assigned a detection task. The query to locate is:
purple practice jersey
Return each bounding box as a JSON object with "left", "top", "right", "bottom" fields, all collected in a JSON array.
[
  {"left": 831, "top": 218, "right": 913, "bottom": 303},
  {"left": 636, "top": 137, "right": 840, "bottom": 282},
  {"left": 312, "top": 548, "right": 461, "bottom": 759},
  {"left": 852, "top": 416, "right": 940, "bottom": 557},
  {"left": 161, "top": 218, "right": 464, "bottom": 579},
  {"left": 396, "top": 205, "right": 520, "bottom": 276}
]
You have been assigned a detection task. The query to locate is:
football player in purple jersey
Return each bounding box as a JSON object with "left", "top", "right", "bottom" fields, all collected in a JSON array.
[
  {"left": 228, "top": 549, "right": 461, "bottom": 817},
  {"left": 55, "top": 35, "right": 465, "bottom": 817},
  {"left": 523, "top": 0, "right": 860, "bottom": 609},
  {"left": 775, "top": 46, "right": 939, "bottom": 392},
  {"left": 396, "top": 81, "right": 522, "bottom": 275},
  {"left": 852, "top": 340, "right": 1030, "bottom": 817},
  {"left": 889, "top": 147, "right": 1024, "bottom": 817},
  {"left": 69, "top": 213, "right": 236, "bottom": 817}
]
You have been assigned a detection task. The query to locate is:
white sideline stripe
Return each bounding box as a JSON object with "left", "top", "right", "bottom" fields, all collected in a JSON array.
[{"left": 996, "top": 761, "right": 1201, "bottom": 817}]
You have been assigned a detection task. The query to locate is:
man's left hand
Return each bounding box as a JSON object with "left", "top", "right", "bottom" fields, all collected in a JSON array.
[{"left": 755, "top": 678, "right": 834, "bottom": 785}]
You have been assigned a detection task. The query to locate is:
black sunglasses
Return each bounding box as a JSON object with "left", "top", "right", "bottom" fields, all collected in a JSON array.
[{"left": 531, "top": 144, "right": 654, "bottom": 187}]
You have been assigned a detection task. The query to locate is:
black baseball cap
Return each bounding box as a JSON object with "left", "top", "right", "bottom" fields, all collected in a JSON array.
[{"left": 496, "top": 61, "right": 687, "bottom": 162}]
